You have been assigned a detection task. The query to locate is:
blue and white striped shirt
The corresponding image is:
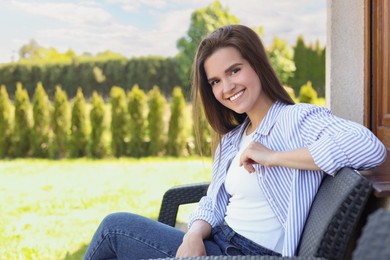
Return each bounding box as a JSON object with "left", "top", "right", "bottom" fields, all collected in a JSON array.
[{"left": 188, "top": 101, "right": 387, "bottom": 256}]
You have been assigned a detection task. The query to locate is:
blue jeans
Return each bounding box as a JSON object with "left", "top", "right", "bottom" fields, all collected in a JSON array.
[{"left": 84, "top": 213, "right": 281, "bottom": 259}]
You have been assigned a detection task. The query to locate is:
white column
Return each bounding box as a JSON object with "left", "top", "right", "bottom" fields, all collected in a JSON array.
[{"left": 326, "top": 0, "right": 366, "bottom": 124}]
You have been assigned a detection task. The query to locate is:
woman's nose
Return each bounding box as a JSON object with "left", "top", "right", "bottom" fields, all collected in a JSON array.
[{"left": 222, "top": 79, "right": 235, "bottom": 93}]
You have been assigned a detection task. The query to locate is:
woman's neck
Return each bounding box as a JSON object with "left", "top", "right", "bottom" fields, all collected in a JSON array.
[{"left": 246, "top": 97, "right": 273, "bottom": 134}]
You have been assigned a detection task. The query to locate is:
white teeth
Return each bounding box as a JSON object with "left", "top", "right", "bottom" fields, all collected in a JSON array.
[{"left": 230, "top": 90, "right": 244, "bottom": 101}]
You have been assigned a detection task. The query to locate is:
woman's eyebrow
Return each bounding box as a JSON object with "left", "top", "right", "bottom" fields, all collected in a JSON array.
[
  {"left": 224, "top": 63, "right": 243, "bottom": 74},
  {"left": 207, "top": 62, "right": 243, "bottom": 82}
]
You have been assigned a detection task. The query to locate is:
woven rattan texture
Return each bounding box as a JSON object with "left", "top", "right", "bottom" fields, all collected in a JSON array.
[
  {"left": 158, "top": 183, "right": 209, "bottom": 227},
  {"left": 352, "top": 208, "right": 390, "bottom": 260},
  {"left": 297, "top": 168, "right": 372, "bottom": 260},
  {"left": 155, "top": 256, "right": 325, "bottom": 260}
]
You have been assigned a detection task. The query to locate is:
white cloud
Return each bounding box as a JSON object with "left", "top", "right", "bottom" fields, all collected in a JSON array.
[
  {"left": 223, "top": 0, "right": 326, "bottom": 46},
  {"left": 11, "top": 1, "right": 114, "bottom": 27},
  {"left": 107, "top": 0, "right": 167, "bottom": 12},
  {"left": 0, "top": 0, "right": 326, "bottom": 63}
]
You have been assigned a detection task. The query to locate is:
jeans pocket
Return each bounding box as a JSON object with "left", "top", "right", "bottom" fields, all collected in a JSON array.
[{"left": 212, "top": 225, "right": 243, "bottom": 256}]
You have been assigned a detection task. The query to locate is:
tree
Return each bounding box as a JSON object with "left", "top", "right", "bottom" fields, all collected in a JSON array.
[
  {"left": 176, "top": 0, "right": 239, "bottom": 92},
  {"left": 18, "top": 39, "right": 40, "bottom": 60},
  {"left": 128, "top": 85, "right": 147, "bottom": 157},
  {"left": 147, "top": 86, "right": 167, "bottom": 156},
  {"left": 50, "top": 85, "right": 70, "bottom": 158},
  {"left": 289, "top": 36, "right": 326, "bottom": 96},
  {"left": 12, "top": 83, "right": 31, "bottom": 157},
  {"left": 193, "top": 100, "right": 212, "bottom": 156},
  {"left": 167, "top": 87, "right": 187, "bottom": 156},
  {"left": 69, "top": 88, "right": 89, "bottom": 157},
  {"left": 0, "top": 85, "right": 13, "bottom": 157},
  {"left": 31, "top": 82, "right": 51, "bottom": 157},
  {"left": 89, "top": 91, "right": 108, "bottom": 158},
  {"left": 110, "top": 86, "right": 128, "bottom": 157},
  {"left": 267, "top": 36, "right": 296, "bottom": 85}
]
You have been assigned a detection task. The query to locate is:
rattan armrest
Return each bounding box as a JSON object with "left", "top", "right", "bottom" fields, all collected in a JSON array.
[{"left": 158, "top": 182, "right": 209, "bottom": 227}]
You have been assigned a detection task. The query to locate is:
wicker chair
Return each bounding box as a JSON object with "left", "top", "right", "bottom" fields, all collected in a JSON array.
[
  {"left": 352, "top": 208, "right": 390, "bottom": 260},
  {"left": 157, "top": 167, "right": 373, "bottom": 260}
]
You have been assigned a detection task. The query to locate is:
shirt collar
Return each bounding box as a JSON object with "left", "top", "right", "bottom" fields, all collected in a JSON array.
[{"left": 254, "top": 101, "right": 285, "bottom": 137}]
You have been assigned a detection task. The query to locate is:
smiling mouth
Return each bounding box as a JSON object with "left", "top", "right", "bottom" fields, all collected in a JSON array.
[{"left": 228, "top": 90, "right": 244, "bottom": 101}]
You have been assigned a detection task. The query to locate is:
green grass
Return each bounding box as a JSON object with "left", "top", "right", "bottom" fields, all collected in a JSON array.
[{"left": 0, "top": 158, "right": 212, "bottom": 260}]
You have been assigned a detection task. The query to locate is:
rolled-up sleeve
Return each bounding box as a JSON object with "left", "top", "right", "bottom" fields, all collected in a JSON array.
[
  {"left": 298, "top": 105, "right": 387, "bottom": 175},
  {"left": 187, "top": 195, "right": 215, "bottom": 228}
]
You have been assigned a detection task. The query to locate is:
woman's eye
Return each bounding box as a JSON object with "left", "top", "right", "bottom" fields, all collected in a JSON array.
[
  {"left": 231, "top": 68, "right": 240, "bottom": 75},
  {"left": 210, "top": 80, "right": 219, "bottom": 86}
]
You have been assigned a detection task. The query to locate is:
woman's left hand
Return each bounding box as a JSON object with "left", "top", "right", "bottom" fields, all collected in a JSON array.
[
  {"left": 239, "top": 142, "right": 320, "bottom": 173},
  {"left": 239, "top": 142, "right": 276, "bottom": 173}
]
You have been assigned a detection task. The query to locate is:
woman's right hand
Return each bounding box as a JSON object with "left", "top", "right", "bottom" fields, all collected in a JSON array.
[
  {"left": 175, "top": 220, "right": 211, "bottom": 258},
  {"left": 176, "top": 231, "right": 207, "bottom": 257}
]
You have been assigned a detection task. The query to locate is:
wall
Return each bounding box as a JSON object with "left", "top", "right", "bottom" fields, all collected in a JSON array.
[{"left": 326, "top": 0, "right": 366, "bottom": 124}]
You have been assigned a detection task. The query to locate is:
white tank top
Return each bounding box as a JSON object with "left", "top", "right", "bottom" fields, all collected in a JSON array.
[{"left": 224, "top": 127, "right": 284, "bottom": 253}]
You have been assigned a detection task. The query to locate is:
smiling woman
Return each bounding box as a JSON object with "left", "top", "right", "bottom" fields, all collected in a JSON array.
[{"left": 83, "top": 24, "right": 386, "bottom": 259}]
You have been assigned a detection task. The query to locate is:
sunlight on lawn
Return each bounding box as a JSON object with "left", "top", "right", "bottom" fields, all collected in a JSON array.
[{"left": 0, "top": 158, "right": 211, "bottom": 260}]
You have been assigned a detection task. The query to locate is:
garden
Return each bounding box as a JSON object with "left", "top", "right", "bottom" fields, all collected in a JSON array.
[{"left": 0, "top": 158, "right": 211, "bottom": 259}]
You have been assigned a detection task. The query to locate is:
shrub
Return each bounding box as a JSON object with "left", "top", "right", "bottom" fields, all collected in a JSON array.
[
  {"left": 89, "top": 91, "right": 108, "bottom": 158},
  {"left": 31, "top": 82, "right": 51, "bottom": 157},
  {"left": 0, "top": 85, "right": 13, "bottom": 157},
  {"left": 12, "top": 83, "right": 32, "bottom": 157},
  {"left": 69, "top": 88, "right": 89, "bottom": 157},
  {"left": 167, "top": 87, "right": 187, "bottom": 156},
  {"left": 147, "top": 86, "right": 167, "bottom": 156},
  {"left": 299, "top": 81, "right": 318, "bottom": 104},
  {"left": 110, "top": 86, "right": 128, "bottom": 157},
  {"left": 128, "top": 85, "right": 147, "bottom": 157},
  {"left": 50, "top": 86, "right": 70, "bottom": 158},
  {"left": 193, "top": 100, "right": 212, "bottom": 157}
]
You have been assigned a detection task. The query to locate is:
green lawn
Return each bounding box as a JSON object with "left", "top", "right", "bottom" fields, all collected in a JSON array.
[{"left": 0, "top": 158, "right": 212, "bottom": 260}]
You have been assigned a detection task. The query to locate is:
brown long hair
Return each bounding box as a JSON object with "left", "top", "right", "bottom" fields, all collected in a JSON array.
[{"left": 192, "top": 25, "right": 294, "bottom": 154}]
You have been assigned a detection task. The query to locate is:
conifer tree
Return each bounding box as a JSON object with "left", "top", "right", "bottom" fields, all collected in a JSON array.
[
  {"left": 0, "top": 85, "right": 13, "bottom": 158},
  {"left": 147, "top": 86, "right": 167, "bottom": 156},
  {"left": 289, "top": 36, "right": 326, "bottom": 96},
  {"left": 128, "top": 85, "right": 147, "bottom": 157},
  {"left": 110, "top": 86, "right": 128, "bottom": 157},
  {"left": 51, "top": 85, "right": 70, "bottom": 158},
  {"left": 167, "top": 87, "right": 187, "bottom": 156},
  {"left": 193, "top": 100, "right": 212, "bottom": 157},
  {"left": 289, "top": 36, "right": 308, "bottom": 94},
  {"left": 12, "top": 83, "right": 31, "bottom": 157},
  {"left": 89, "top": 91, "right": 108, "bottom": 158},
  {"left": 69, "top": 88, "right": 89, "bottom": 157},
  {"left": 31, "top": 82, "right": 51, "bottom": 157}
]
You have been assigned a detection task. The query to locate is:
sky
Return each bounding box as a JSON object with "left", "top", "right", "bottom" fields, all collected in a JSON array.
[{"left": 0, "top": 0, "right": 327, "bottom": 63}]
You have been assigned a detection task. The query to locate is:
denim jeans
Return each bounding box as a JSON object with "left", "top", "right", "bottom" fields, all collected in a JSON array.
[
  {"left": 211, "top": 223, "right": 282, "bottom": 256},
  {"left": 84, "top": 213, "right": 281, "bottom": 260},
  {"left": 84, "top": 212, "right": 222, "bottom": 259}
]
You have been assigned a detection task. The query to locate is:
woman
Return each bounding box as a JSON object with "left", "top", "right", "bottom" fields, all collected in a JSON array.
[{"left": 84, "top": 25, "right": 386, "bottom": 259}]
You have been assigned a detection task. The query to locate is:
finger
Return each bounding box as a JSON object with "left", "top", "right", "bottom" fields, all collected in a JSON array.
[
  {"left": 243, "top": 162, "right": 255, "bottom": 173},
  {"left": 239, "top": 152, "right": 248, "bottom": 167}
]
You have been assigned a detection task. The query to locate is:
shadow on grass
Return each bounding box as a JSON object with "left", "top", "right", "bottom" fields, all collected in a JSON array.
[{"left": 63, "top": 244, "right": 88, "bottom": 260}]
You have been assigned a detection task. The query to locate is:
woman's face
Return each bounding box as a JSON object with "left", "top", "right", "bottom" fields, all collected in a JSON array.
[{"left": 204, "top": 46, "right": 265, "bottom": 116}]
